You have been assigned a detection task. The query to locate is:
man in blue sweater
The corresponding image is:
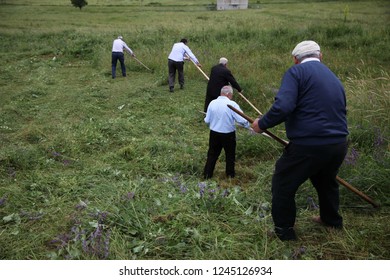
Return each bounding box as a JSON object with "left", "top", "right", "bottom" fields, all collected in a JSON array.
[{"left": 252, "top": 40, "right": 349, "bottom": 241}]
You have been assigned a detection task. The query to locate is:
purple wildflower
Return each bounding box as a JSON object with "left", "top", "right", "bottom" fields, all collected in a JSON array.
[
  {"left": 89, "top": 210, "right": 109, "bottom": 223},
  {"left": 209, "top": 188, "right": 216, "bottom": 193},
  {"left": 50, "top": 208, "right": 111, "bottom": 259},
  {"left": 344, "top": 147, "right": 359, "bottom": 165},
  {"left": 98, "top": 211, "right": 108, "bottom": 223},
  {"left": 208, "top": 188, "right": 216, "bottom": 199},
  {"left": 52, "top": 151, "right": 61, "bottom": 157},
  {"left": 71, "top": 225, "right": 86, "bottom": 241},
  {"left": 172, "top": 176, "right": 180, "bottom": 184},
  {"left": 49, "top": 233, "right": 72, "bottom": 249},
  {"left": 122, "top": 192, "right": 135, "bottom": 201},
  {"left": 179, "top": 184, "right": 188, "bottom": 193},
  {"left": 0, "top": 196, "right": 7, "bottom": 206},
  {"left": 198, "top": 182, "right": 207, "bottom": 197},
  {"left": 374, "top": 128, "right": 385, "bottom": 147},
  {"left": 222, "top": 189, "right": 230, "bottom": 197},
  {"left": 83, "top": 223, "right": 110, "bottom": 259},
  {"left": 307, "top": 196, "right": 319, "bottom": 210},
  {"left": 103, "top": 229, "right": 111, "bottom": 259},
  {"left": 82, "top": 236, "right": 88, "bottom": 252},
  {"left": 292, "top": 246, "right": 306, "bottom": 260}
]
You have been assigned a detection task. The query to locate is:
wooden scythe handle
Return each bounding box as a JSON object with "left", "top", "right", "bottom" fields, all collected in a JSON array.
[
  {"left": 237, "top": 91, "right": 264, "bottom": 116},
  {"left": 185, "top": 55, "right": 210, "bottom": 81},
  {"left": 335, "top": 176, "right": 379, "bottom": 208},
  {"left": 132, "top": 56, "right": 152, "bottom": 71},
  {"left": 227, "top": 104, "right": 380, "bottom": 208},
  {"left": 228, "top": 105, "right": 288, "bottom": 146}
]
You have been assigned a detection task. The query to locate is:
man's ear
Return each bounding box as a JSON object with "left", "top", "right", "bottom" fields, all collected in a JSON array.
[{"left": 293, "top": 56, "right": 300, "bottom": 65}]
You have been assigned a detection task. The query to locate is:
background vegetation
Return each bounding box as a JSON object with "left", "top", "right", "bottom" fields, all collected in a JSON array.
[{"left": 0, "top": 0, "right": 389, "bottom": 260}]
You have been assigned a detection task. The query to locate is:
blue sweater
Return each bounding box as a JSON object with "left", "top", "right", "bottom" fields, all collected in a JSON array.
[{"left": 259, "top": 60, "right": 348, "bottom": 145}]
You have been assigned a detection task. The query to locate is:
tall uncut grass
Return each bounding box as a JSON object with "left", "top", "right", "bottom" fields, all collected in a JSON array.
[{"left": 0, "top": 1, "right": 389, "bottom": 260}]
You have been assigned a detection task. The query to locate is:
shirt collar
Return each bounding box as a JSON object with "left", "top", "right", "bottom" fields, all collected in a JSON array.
[{"left": 301, "top": 57, "right": 320, "bottom": 63}]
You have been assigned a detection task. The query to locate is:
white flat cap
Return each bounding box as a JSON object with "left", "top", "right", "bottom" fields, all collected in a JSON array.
[{"left": 292, "top": 40, "right": 320, "bottom": 57}]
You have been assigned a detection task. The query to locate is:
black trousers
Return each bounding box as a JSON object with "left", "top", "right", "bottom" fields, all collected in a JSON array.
[
  {"left": 168, "top": 59, "right": 184, "bottom": 88},
  {"left": 112, "top": 52, "right": 126, "bottom": 78},
  {"left": 271, "top": 141, "right": 348, "bottom": 230},
  {"left": 204, "top": 130, "right": 236, "bottom": 179}
]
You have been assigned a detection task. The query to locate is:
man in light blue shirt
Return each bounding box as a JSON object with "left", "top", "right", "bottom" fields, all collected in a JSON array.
[
  {"left": 204, "top": 85, "right": 249, "bottom": 179},
  {"left": 168, "top": 38, "right": 202, "bottom": 92}
]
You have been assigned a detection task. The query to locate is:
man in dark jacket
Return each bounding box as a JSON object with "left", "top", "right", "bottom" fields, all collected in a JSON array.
[
  {"left": 252, "top": 40, "right": 349, "bottom": 241},
  {"left": 204, "top": 57, "right": 242, "bottom": 112}
]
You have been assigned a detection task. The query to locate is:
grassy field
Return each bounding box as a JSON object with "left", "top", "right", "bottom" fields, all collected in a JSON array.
[{"left": 0, "top": 0, "right": 389, "bottom": 260}]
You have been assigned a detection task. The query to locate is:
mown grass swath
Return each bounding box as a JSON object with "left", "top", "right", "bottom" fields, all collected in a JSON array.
[{"left": 0, "top": 1, "right": 389, "bottom": 260}]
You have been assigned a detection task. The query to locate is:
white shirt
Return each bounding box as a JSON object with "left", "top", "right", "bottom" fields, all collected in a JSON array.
[
  {"left": 301, "top": 57, "right": 320, "bottom": 64},
  {"left": 112, "top": 38, "right": 133, "bottom": 54},
  {"left": 168, "top": 42, "right": 199, "bottom": 64},
  {"left": 205, "top": 96, "right": 249, "bottom": 133}
]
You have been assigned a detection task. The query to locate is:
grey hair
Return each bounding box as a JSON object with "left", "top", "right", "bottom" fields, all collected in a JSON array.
[
  {"left": 221, "top": 85, "right": 233, "bottom": 95},
  {"left": 219, "top": 57, "right": 228, "bottom": 65},
  {"left": 295, "top": 50, "right": 321, "bottom": 62}
]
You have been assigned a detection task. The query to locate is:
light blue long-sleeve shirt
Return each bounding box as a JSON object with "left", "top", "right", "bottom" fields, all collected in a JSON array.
[
  {"left": 168, "top": 42, "right": 199, "bottom": 64},
  {"left": 205, "top": 96, "right": 249, "bottom": 133}
]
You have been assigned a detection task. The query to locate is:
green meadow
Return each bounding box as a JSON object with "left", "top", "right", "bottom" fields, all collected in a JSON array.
[{"left": 0, "top": 0, "right": 389, "bottom": 260}]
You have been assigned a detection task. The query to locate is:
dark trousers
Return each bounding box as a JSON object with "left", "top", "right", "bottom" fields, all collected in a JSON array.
[
  {"left": 112, "top": 52, "right": 126, "bottom": 78},
  {"left": 271, "top": 141, "right": 348, "bottom": 230},
  {"left": 204, "top": 94, "right": 218, "bottom": 112},
  {"left": 168, "top": 59, "right": 184, "bottom": 88},
  {"left": 204, "top": 131, "right": 236, "bottom": 179}
]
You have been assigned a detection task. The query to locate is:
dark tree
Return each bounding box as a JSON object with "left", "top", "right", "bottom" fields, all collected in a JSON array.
[{"left": 71, "top": 0, "right": 88, "bottom": 10}]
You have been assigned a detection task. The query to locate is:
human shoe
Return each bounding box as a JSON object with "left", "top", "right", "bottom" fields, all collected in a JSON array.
[
  {"left": 274, "top": 227, "right": 297, "bottom": 241},
  {"left": 169, "top": 86, "right": 174, "bottom": 93},
  {"left": 311, "top": 216, "right": 342, "bottom": 229}
]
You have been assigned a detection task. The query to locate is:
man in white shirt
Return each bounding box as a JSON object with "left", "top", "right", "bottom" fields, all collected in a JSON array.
[
  {"left": 112, "top": 36, "right": 135, "bottom": 79},
  {"left": 167, "top": 38, "right": 202, "bottom": 92},
  {"left": 203, "top": 85, "right": 249, "bottom": 179}
]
